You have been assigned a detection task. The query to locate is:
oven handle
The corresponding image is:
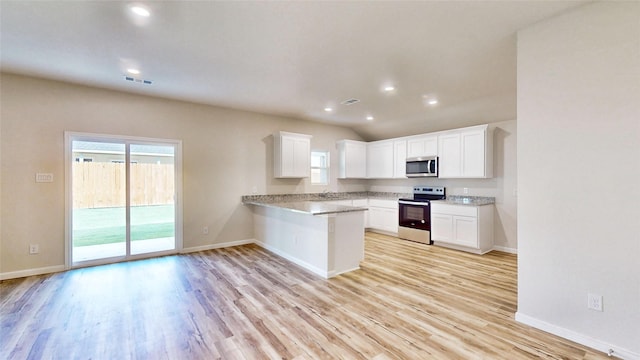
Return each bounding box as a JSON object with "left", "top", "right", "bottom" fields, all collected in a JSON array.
[{"left": 398, "top": 200, "right": 430, "bottom": 206}]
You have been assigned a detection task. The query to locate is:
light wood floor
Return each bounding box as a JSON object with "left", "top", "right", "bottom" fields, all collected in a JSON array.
[{"left": 1, "top": 232, "right": 613, "bottom": 359}]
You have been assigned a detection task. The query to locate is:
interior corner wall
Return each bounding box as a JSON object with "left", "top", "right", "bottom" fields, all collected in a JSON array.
[
  {"left": 0, "top": 73, "right": 365, "bottom": 276},
  {"left": 516, "top": 1, "right": 640, "bottom": 357}
]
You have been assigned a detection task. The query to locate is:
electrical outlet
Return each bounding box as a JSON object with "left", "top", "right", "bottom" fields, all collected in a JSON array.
[
  {"left": 202, "top": 226, "right": 209, "bottom": 235},
  {"left": 588, "top": 293, "right": 603, "bottom": 311},
  {"left": 29, "top": 244, "right": 39, "bottom": 254},
  {"left": 35, "top": 173, "right": 53, "bottom": 183}
]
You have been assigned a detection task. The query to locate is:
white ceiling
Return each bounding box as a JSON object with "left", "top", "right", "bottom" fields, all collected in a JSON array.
[{"left": 0, "top": 1, "right": 586, "bottom": 140}]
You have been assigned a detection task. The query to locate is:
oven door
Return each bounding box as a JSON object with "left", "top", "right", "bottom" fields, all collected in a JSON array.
[{"left": 398, "top": 200, "right": 430, "bottom": 231}]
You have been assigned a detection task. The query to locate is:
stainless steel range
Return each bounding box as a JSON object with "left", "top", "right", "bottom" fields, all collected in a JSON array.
[{"left": 398, "top": 186, "right": 446, "bottom": 244}]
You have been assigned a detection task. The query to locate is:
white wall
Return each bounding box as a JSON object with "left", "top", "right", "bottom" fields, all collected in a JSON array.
[
  {"left": 516, "top": 2, "right": 640, "bottom": 358},
  {"left": 368, "top": 120, "right": 518, "bottom": 252},
  {"left": 0, "top": 73, "right": 365, "bottom": 276}
]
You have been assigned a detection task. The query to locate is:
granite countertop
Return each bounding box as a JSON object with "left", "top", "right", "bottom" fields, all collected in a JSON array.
[
  {"left": 241, "top": 191, "right": 411, "bottom": 204},
  {"left": 432, "top": 195, "right": 495, "bottom": 206},
  {"left": 243, "top": 200, "right": 368, "bottom": 215},
  {"left": 243, "top": 192, "right": 495, "bottom": 210}
]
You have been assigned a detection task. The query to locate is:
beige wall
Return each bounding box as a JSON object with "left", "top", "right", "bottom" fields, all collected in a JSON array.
[
  {"left": 0, "top": 73, "right": 365, "bottom": 275},
  {"left": 517, "top": 1, "right": 639, "bottom": 357},
  {"left": 368, "top": 120, "right": 518, "bottom": 252}
]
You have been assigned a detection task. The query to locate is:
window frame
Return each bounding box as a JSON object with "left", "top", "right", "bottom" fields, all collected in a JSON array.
[{"left": 310, "top": 150, "right": 330, "bottom": 186}]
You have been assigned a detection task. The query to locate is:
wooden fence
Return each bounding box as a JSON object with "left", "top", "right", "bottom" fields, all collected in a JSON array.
[{"left": 73, "top": 162, "right": 175, "bottom": 209}]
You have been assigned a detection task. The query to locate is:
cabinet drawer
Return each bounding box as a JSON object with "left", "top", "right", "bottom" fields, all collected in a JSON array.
[
  {"left": 431, "top": 203, "right": 477, "bottom": 217},
  {"left": 368, "top": 198, "right": 398, "bottom": 209}
]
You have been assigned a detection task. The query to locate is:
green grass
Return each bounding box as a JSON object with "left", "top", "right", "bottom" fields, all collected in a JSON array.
[{"left": 73, "top": 205, "right": 174, "bottom": 247}]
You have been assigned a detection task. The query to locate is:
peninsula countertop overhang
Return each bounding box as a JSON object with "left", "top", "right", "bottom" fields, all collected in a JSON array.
[
  {"left": 243, "top": 200, "right": 368, "bottom": 216},
  {"left": 241, "top": 191, "right": 409, "bottom": 216}
]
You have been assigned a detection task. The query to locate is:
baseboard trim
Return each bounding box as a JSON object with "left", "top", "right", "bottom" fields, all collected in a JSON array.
[
  {"left": 0, "top": 265, "right": 67, "bottom": 281},
  {"left": 254, "top": 240, "right": 329, "bottom": 279},
  {"left": 515, "top": 312, "right": 639, "bottom": 360},
  {"left": 492, "top": 245, "right": 517, "bottom": 254},
  {"left": 1, "top": 240, "right": 257, "bottom": 280},
  {"left": 180, "top": 239, "right": 255, "bottom": 254}
]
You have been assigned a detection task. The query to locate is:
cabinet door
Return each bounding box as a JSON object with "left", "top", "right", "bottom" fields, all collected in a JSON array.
[
  {"left": 279, "top": 136, "right": 296, "bottom": 177},
  {"left": 453, "top": 216, "right": 478, "bottom": 248},
  {"left": 292, "top": 137, "right": 310, "bottom": 177},
  {"left": 431, "top": 213, "right": 453, "bottom": 242},
  {"left": 338, "top": 140, "right": 367, "bottom": 179},
  {"left": 393, "top": 140, "right": 407, "bottom": 178},
  {"left": 382, "top": 208, "right": 398, "bottom": 233},
  {"left": 368, "top": 207, "right": 398, "bottom": 233},
  {"left": 367, "top": 141, "right": 393, "bottom": 179},
  {"left": 437, "top": 133, "right": 461, "bottom": 178},
  {"left": 407, "top": 136, "right": 438, "bottom": 158},
  {"left": 275, "top": 132, "right": 311, "bottom": 178},
  {"left": 461, "top": 130, "right": 485, "bottom": 177},
  {"left": 368, "top": 207, "right": 386, "bottom": 230}
]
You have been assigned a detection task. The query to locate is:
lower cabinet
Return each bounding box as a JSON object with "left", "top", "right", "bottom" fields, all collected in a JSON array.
[
  {"left": 324, "top": 198, "right": 398, "bottom": 234},
  {"left": 431, "top": 202, "right": 494, "bottom": 254},
  {"left": 367, "top": 199, "right": 398, "bottom": 234}
]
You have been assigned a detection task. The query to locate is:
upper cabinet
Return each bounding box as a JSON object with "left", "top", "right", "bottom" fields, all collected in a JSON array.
[
  {"left": 273, "top": 131, "right": 312, "bottom": 178},
  {"left": 438, "top": 125, "right": 493, "bottom": 178},
  {"left": 337, "top": 140, "right": 367, "bottom": 179},
  {"left": 406, "top": 135, "right": 438, "bottom": 158},
  {"left": 336, "top": 123, "right": 493, "bottom": 180},
  {"left": 393, "top": 139, "right": 407, "bottom": 178},
  {"left": 367, "top": 140, "right": 394, "bottom": 179}
]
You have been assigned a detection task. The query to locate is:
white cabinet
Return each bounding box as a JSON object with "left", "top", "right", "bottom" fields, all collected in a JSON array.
[
  {"left": 406, "top": 135, "right": 438, "bottom": 158},
  {"left": 367, "top": 140, "right": 394, "bottom": 179},
  {"left": 461, "top": 130, "right": 489, "bottom": 177},
  {"left": 367, "top": 199, "right": 398, "bottom": 234},
  {"left": 437, "top": 125, "right": 493, "bottom": 178},
  {"left": 337, "top": 140, "right": 367, "bottom": 179},
  {"left": 274, "top": 131, "right": 312, "bottom": 178},
  {"left": 393, "top": 140, "right": 407, "bottom": 178},
  {"left": 365, "top": 139, "right": 407, "bottom": 179},
  {"left": 430, "top": 202, "right": 494, "bottom": 254},
  {"left": 336, "top": 124, "right": 492, "bottom": 180},
  {"left": 437, "top": 132, "right": 462, "bottom": 178}
]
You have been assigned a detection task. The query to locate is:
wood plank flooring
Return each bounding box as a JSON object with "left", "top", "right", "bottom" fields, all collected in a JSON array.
[{"left": 1, "top": 232, "right": 613, "bottom": 359}]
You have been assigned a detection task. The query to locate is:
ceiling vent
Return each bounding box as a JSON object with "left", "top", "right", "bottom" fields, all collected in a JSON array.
[
  {"left": 124, "top": 76, "right": 153, "bottom": 85},
  {"left": 341, "top": 98, "right": 360, "bottom": 106}
]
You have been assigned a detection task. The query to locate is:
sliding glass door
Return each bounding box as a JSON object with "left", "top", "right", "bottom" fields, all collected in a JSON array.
[
  {"left": 129, "top": 144, "right": 176, "bottom": 255},
  {"left": 66, "top": 133, "right": 181, "bottom": 266}
]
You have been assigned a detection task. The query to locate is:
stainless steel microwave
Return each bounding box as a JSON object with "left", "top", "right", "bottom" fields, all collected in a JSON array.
[{"left": 406, "top": 156, "right": 438, "bottom": 177}]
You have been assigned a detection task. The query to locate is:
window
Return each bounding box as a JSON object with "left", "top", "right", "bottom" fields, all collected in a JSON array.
[{"left": 310, "top": 151, "right": 329, "bottom": 185}]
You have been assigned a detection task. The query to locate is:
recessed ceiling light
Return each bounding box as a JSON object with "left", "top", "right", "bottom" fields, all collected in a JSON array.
[
  {"left": 131, "top": 6, "right": 150, "bottom": 17},
  {"left": 324, "top": 107, "right": 333, "bottom": 112},
  {"left": 427, "top": 99, "right": 439, "bottom": 105},
  {"left": 383, "top": 86, "right": 395, "bottom": 92},
  {"left": 366, "top": 115, "right": 374, "bottom": 121},
  {"left": 127, "top": 68, "right": 140, "bottom": 75}
]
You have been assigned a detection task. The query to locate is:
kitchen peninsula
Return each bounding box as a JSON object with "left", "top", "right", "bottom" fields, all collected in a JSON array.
[{"left": 243, "top": 195, "right": 368, "bottom": 278}]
